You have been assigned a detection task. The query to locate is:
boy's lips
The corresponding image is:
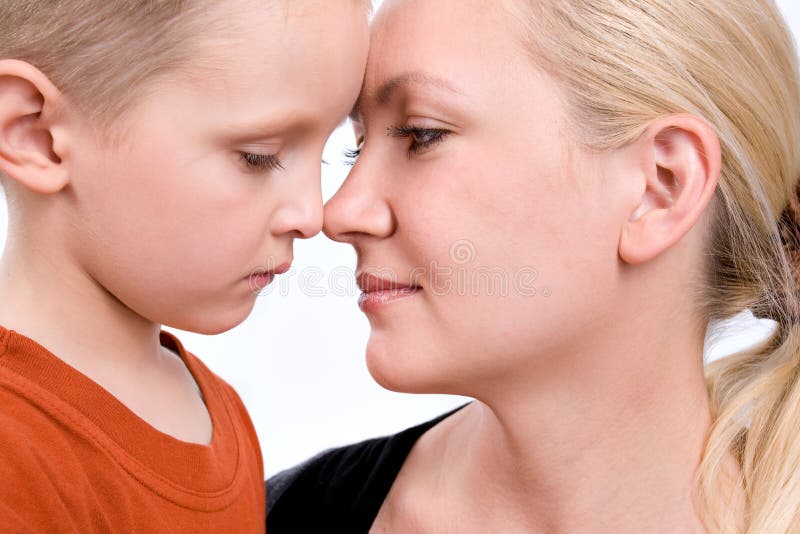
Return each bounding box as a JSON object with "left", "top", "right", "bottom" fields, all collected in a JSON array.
[
  {"left": 247, "top": 261, "right": 292, "bottom": 291},
  {"left": 356, "top": 271, "right": 422, "bottom": 312},
  {"left": 272, "top": 262, "right": 292, "bottom": 275}
]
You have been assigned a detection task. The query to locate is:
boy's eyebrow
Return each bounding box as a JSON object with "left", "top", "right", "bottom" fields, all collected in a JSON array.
[
  {"left": 351, "top": 70, "right": 463, "bottom": 118},
  {"left": 223, "top": 110, "right": 317, "bottom": 139}
]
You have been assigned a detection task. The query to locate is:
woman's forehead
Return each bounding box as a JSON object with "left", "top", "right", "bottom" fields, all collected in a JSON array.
[{"left": 362, "top": 2, "right": 523, "bottom": 94}]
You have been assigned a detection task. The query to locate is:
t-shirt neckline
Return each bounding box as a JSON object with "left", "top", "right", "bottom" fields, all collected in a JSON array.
[{"left": 0, "top": 325, "right": 245, "bottom": 509}]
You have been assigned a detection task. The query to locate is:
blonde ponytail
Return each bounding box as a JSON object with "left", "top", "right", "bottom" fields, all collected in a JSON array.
[{"left": 505, "top": 0, "right": 800, "bottom": 530}]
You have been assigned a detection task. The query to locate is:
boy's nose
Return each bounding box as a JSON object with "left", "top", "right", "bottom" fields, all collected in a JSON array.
[{"left": 272, "top": 181, "right": 324, "bottom": 240}]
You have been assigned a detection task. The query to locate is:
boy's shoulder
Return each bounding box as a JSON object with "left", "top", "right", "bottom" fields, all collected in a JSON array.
[
  {"left": 0, "top": 378, "right": 92, "bottom": 529},
  {"left": 0, "top": 375, "right": 62, "bottom": 452},
  {"left": 0, "top": 354, "right": 87, "bottom": 450}
]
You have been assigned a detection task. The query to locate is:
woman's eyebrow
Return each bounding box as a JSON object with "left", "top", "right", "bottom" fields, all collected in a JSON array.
[
  {"left": 352, "top": 70, "right": 463, "bottom": 117},
  {"left": 376, "top": 71, "right": 462, "bottom": 104}
]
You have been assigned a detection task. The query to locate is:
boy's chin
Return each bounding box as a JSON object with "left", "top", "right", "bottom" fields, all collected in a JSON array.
[{"left": 161, "top": 301, "right": 256, "bottom": 336}]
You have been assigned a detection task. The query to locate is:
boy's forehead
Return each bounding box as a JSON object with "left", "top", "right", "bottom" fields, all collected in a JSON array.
[{"left": 134, "top": 0, "right": 368, "bottom": 129}]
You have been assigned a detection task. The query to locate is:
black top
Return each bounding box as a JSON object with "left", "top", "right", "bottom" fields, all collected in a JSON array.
[{"left": 266, "top": 404, "right": 469, "bottom": 534}]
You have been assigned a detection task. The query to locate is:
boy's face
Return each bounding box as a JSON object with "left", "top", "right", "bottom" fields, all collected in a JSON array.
[{"left": 64, "top": 0, "right": 369, "bottom": 334}]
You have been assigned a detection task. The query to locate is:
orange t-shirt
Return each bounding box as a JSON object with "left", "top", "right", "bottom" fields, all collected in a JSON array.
[{"left": 0, "top": 326, "right": 265, "bottom": 533}]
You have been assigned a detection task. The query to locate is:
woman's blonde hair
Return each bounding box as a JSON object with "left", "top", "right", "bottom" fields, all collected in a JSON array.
[{"left": 505, "top": 0, "right": 800, "bottom": 531}]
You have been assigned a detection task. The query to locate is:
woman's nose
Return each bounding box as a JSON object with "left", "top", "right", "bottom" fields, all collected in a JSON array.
[{"left": 323, "top": 163, "right": 395, "bottom": 244}]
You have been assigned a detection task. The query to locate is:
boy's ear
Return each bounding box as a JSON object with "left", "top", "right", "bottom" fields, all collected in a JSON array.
[
  {"left": 0, "top": 59, "right": 69, "bottom": 194},
  {"left": 618, "top": 114, "right": 721, "bottom": 264}
]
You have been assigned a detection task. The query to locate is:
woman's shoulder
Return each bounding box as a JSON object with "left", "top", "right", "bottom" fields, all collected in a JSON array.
[{"left": 266, "top": 403, "right": 470, "bottom": 533}]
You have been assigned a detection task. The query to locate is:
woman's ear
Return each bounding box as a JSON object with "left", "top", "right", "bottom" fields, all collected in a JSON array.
[
  {"left": 618, "top": 114, "right": 721, "bottom": 264},
  {"left": 0, "top": 59, "right": 69, "bottom": 195}
]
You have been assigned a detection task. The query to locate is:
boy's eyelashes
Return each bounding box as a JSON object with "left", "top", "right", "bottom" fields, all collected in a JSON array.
[
  {"left": 239, "top": 152, "right": 339, "bottom": 171},
  {"left": 240, "top": 152, "right": 284, "bottom": 172}
]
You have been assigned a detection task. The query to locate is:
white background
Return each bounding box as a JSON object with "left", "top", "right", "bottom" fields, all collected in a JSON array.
[{"left": 0, "top": 1, "right": 796, "bottom": 477}]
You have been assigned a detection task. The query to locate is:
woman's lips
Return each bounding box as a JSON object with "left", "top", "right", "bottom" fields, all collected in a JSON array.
[
  {"left": 358, "top": 286, "right": 420, "bottom": 312},
  {"left": 356, "top": 272, "right": 421, "bottom": 312}
]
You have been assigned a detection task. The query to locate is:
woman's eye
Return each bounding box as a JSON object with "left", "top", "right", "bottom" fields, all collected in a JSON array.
[
  {"left": 387, "top": 125, "right": 451, "bottom": 157},
  {"left": 240, "top": 152, "right": 284, "bottom": 172},
  {"left": 343, "top": 147, "right": 362, "bottom": 166}
]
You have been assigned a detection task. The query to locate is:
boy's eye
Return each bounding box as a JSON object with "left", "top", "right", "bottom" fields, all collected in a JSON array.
[
  {"left": 387, "top": 125, "right": 451, "bottom": 157},
  {"left": 240, "top": 152, "right": 284, "bottom": 172}
]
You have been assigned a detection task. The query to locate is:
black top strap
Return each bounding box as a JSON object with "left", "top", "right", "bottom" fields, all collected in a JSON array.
[{"left": 266, "top": 403, "right": 469, "bottom": 533}]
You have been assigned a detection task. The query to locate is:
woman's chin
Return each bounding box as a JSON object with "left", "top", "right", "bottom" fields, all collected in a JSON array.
[{"left": 365, "top": 336, "right": 449, "bottom": 394}]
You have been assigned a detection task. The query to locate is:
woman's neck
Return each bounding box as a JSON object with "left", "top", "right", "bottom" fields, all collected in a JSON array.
[{"left": 378, "top": 319, "right": 714, "bottom": 533}]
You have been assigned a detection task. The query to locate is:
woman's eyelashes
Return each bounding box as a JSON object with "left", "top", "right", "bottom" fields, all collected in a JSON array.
[
  {"left": 342, "top": 125, "right": 452, "bottom": 165},
  {"left": 240, "top": 152, "right": 284, "bottom": 172},
  {"left": 343, "top": 147, "right": 362, "bottom": 167},
  {"left": 388, "top": 125, "right": 451, "bottom": 157}
]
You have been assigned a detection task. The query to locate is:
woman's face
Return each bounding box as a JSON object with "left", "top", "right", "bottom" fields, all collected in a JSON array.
[{"left": 324, "top": 0, "right": 637, "bottom": 396}]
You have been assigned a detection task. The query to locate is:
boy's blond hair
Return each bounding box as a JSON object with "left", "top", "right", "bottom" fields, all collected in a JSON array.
[
  {"left": 0, "top": 0, "right": 371, "bottom": 129},
  {"left": 0, "top": 1, "right": 224, "bottom": 128}
]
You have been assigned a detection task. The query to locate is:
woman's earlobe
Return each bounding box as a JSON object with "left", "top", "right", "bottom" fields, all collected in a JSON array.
[
  {"left": 618, "top": 114, "right": 721, "bottom": 265},
  {"left": 0, "top": 59, "right": 69, "bottom": 195}
]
